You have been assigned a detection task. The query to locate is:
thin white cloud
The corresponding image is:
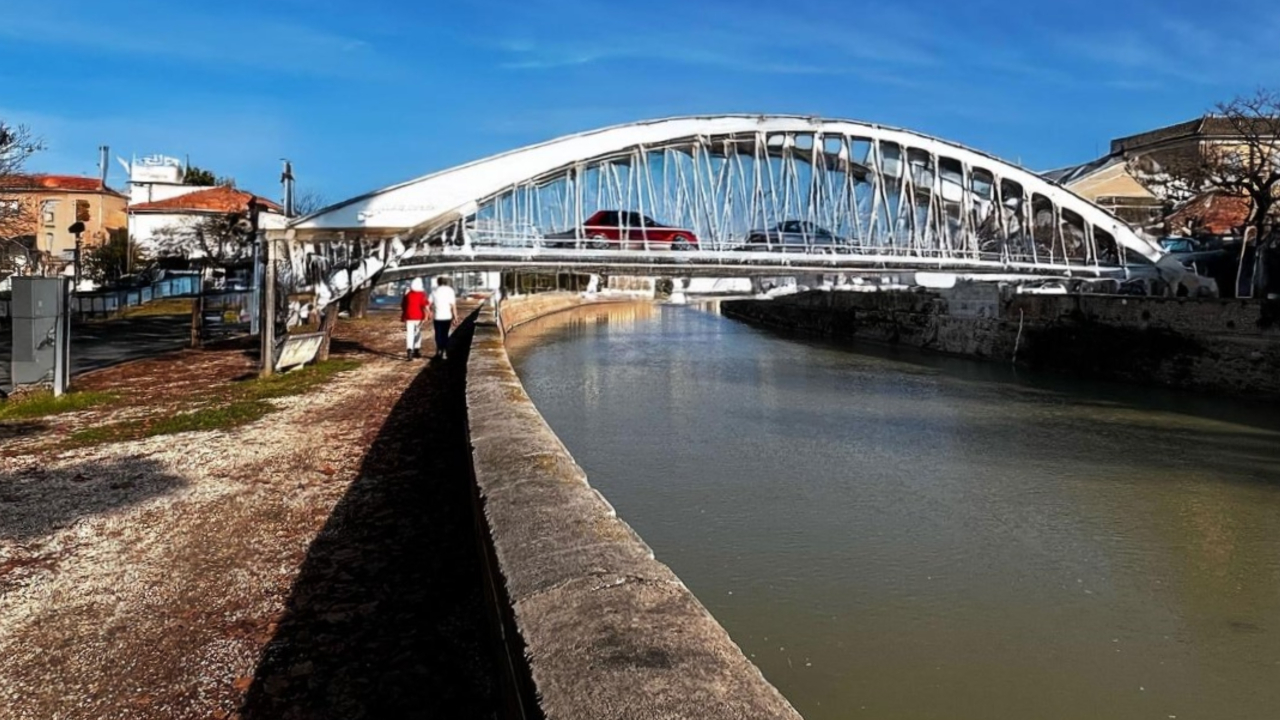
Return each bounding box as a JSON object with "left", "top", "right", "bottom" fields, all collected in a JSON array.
[
  {"left": 1055, "top": 16, "right": 1280, "bottom": 87},
  {"left": 1, "top": 105, "right": 292, "bottom": 194},
  {"left": 0, "top": 0, "right": 400, "bottom": 79},
  {"left": 485, "top": 0, "right": 936, "bottom": 82}
]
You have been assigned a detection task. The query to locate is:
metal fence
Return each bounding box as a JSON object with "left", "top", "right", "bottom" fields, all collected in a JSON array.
[
  {"left": 198, "top": 290, "right": 255, "bottom": 341},
  {"left": 0, "top": 274, "right": 204, "bottom": 319},
  {"left": 71, "top": 274, "right": 202, "bottom": 318}
]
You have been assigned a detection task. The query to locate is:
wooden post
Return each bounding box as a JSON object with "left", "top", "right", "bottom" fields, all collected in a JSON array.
[
  {"left": 190, "top": 264, "right": 204, "bottom": 349},
  {"left": 350, "top": 285, "right": 371, "bottom": 319},
  {"left": 317, "top": 302, "right": 339, "bottom": 362},
  {"left": 259, "top": 233, "right": 275, "bottom": 378}
]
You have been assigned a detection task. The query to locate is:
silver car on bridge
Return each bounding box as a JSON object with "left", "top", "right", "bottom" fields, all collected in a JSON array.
[{"left": 744, "top": 221, "right": 849, "bottom": 253}]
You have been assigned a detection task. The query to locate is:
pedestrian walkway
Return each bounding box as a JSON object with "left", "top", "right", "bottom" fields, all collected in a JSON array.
[{"left": 1, "top": 315, "right": 504, "bottom": 718}]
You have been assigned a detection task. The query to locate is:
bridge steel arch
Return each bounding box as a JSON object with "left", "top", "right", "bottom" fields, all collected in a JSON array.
[{"left": 287, "top": 115, "right": 1175, "bottom": 310}]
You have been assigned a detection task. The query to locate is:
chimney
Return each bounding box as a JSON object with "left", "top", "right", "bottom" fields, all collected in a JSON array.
[
  {"left": 281, "top": 159, "right": 295, "bottom": 218},
  {"left": 98, "top": 145, "right": 110, "bottom": 187}
]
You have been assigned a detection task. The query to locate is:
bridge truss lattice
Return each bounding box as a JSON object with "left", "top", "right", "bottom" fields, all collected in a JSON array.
[{"left": 289, "top": 116, "right": 1175, "bottom": 308}]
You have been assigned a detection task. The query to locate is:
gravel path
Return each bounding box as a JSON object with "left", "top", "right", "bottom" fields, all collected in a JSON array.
[{"left": 0, "top": 316, "right": 502, "bottom": 719}]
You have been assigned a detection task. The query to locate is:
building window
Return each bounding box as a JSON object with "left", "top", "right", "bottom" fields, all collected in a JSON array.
[
  {"left": 76, "top": 199, "right": 91, "bottom": 223},
  {"left": 45, "top": 232, "right": 55, "bottom": 249},
  {"left": 41, "top": 199, "right": 59, "bottom": 226}
]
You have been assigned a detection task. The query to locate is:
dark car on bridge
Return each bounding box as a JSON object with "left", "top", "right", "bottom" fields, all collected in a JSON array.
[
  {"left": 1159, "top": 236, "right": 1228, "bottom": 270},
  {"left": 744, "top": 221, "right": 848, "bottom": 253},
  {"left": 543, "top": 210, "right": 699, "bottom": 250}
]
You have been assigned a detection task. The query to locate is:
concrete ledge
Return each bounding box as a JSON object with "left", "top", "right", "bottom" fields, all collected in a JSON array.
[
  {"left": 466, "top": 293, "right": 803, "bottom": 719},
  {"left": 723, "top": 289, "right": 1280, "bottom": 400}
]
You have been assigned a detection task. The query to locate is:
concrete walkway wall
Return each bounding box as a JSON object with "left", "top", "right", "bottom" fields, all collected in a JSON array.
[{"left": 465, "top": 293, "right": 804, "bottom": 720}]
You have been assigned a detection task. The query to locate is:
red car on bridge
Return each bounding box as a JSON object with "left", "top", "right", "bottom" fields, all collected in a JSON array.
[{"left": 544, "top": 211, "right": 699, "bottom": 250}]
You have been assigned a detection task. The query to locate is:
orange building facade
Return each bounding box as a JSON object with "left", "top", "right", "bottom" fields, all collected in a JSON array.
[{"left": 0, "top": 174, "right": 128, "bottom": 267}]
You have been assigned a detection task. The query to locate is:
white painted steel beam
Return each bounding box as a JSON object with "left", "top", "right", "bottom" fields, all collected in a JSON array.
[{"left": 292, "top": 115, "right": 1163, "bottom": 265}]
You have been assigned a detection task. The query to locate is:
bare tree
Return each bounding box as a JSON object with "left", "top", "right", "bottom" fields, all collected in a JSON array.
[
  {"left": 1, "top": 121, "right": 45, "bottom": 280},
  {"left": 292, "top": 189, "right": 328, "bottom": 216},
  {"left": 0, "top": 121, "right": 42, "bottom": 240},
  {"left": 153, "top": 213, "right": 255, "bottom": 265}
]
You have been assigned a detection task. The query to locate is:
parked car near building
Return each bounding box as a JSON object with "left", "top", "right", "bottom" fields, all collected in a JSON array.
[
  {"left": 744, "top": 221, "right": 848, "bottom": 252},
  {"left": 544, "top": 210, "right": 699, "bottom": 250},
  {"left": 1159, "top": 235, "right": 1230, "bottom": 276}
]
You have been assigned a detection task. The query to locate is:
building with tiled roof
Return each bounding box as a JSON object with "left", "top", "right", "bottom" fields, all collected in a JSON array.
[
  {"left": 2, "top": 174, "right": 126, "bottom": 195},
  {"left": 1041, "top": 154, "right": 1163, "bottom": 231},
  {"left": 1166, "top": 191, "right": 1252, "bottom": 237},
  {"left": 1042, "top": 114, "right": 1279, "bottom": 237},
  {"left": 0, "top": 173, "right": 128, "bottom": 271},
  {"left": 120, "top": 154, "right": 287, "bottom": 259},
  {"left": 127, "top": 185, "right": 287, "bottom": 258},
  {"left": 128, "top": 185, "right": 283, "bottom": 214}
]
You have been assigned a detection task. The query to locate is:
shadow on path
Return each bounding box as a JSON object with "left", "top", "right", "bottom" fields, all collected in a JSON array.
[
  {"left": 241, "top": 317, "right": 503, "bottom": 719},
  {"left": 0, "top": 457, "right": 188, "bottom": 543}
]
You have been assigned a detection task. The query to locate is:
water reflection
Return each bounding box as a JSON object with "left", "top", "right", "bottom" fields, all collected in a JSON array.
[{"left": 508, "top": 302, "right": 1280, "bottom": 720}]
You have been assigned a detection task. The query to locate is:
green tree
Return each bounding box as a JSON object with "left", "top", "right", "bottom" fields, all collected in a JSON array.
[
  {"left": 184, "top": 163, "right": 235, "bottom": 187},
  {"left": 84, "top": 228, "right": 145, "bottom": 284},
  {"left": 183, "top": 164, "right": 216, "bottom": 186}
]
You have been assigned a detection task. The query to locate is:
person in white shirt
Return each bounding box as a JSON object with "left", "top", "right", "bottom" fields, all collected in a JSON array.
[{"left": 429, "top": 276, "right": 458, "bottom": 360}]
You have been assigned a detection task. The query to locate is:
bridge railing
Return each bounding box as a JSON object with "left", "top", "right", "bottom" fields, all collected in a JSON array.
[{"left": 452, "top": 227, "right": 1122, "bottom": 276}]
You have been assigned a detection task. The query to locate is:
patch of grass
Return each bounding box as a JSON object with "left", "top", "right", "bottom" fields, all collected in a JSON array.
[
  {"left": 0, "top": 390, "right": 118, "bottom": 422},
  {"left": 233, "top": 358, "right": 362, "bottom": 402},
  {"left": 149, "top": 400, "right": 275, "bottom": 435},
  {"left": 120, "top": 298, "right": 194, "bottom": 318},
  {"left": 69, "top": 400, "right": 273, "bottom": 446},
  {"left": 64, "top": 358, "right": 361, "bottom": 448}
]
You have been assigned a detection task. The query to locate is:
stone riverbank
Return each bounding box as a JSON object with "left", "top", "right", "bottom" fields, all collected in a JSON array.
[{"left": 722, "top": 287, "right": 1280, "bottom": 402}]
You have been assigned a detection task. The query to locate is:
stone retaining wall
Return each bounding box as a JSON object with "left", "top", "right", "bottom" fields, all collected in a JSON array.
[
  {"left": 494, "top": 292, "right": 597, "bottom": 333},
  {"left": 465, "top": 293, "right": 803, "bottom": 719},
  {"left": 723, "top": 288, "right": 1280, "bottom": 401}
]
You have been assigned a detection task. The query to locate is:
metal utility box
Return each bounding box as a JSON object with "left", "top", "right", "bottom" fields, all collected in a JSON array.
[{"left": 10, "top": 277, "right": 69, "bottom": 390}]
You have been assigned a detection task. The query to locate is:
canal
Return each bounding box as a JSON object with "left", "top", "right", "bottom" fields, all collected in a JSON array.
[{"left": 505, "top": 301, "right": 1280, "bottom": 720}]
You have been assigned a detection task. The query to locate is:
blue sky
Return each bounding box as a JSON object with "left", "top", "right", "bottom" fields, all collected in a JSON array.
[{"left": 2, "top": 0, "right": 1277, "bottom": 205}]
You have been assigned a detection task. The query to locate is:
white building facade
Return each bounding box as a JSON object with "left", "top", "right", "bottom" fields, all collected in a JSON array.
[{"left": 122, "top": 155, "right": 285, "bottom": 258}]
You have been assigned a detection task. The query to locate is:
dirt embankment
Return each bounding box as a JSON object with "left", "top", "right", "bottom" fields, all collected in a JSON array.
[{"left": 0, "top": 315, "right": 502, "bottom": 719}]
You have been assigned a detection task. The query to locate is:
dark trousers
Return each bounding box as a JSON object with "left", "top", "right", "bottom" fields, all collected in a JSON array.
[{"left": 433, "top": 319, "right": 451, "bottom": 355}]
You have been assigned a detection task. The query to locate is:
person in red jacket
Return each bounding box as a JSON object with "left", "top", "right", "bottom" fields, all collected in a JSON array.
[{"left": 401, "top": 278, "right": 430, "bottom": 360}]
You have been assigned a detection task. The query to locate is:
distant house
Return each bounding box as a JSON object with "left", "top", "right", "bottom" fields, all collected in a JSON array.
[
  {"left": 120, "top": 154, "right": 285, "bottom": 258},
  {"left": 128, "top": 185, "right": 285, "bottom": 257},
  {"left": 1165, "top": 191, "right": 1251, "bottom": 237},
  {"left": 0, "top": 173, "right": 128, "bottom": 273},
  {"left": 1041, "top": 155, "right": 1164, "bottom": 231},
  {"left": 1042, "top": 116, "right": 1278, "bottom": 236}
]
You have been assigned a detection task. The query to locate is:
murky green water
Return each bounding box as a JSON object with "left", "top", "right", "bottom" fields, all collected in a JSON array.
[{"left": 507, "top": 301, "right": 1280, "bottom": 720}]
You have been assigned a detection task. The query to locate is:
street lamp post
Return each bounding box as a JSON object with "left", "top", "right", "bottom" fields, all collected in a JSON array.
[
  {"left": 68, "top": 220, "right": 86, "bottom": 290},
  {"left": 247, "top": 198, "right": 275, "bottom": 378}
]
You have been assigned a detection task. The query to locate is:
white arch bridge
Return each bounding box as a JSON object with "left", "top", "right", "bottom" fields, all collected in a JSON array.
[{"left": 284, "top": 115, "right": 1183, "bottom": 308}]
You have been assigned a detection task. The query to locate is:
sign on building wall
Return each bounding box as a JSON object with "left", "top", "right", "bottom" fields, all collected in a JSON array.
[{"left": 120, "top": 154, "right": 183, "bottom": 184}]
